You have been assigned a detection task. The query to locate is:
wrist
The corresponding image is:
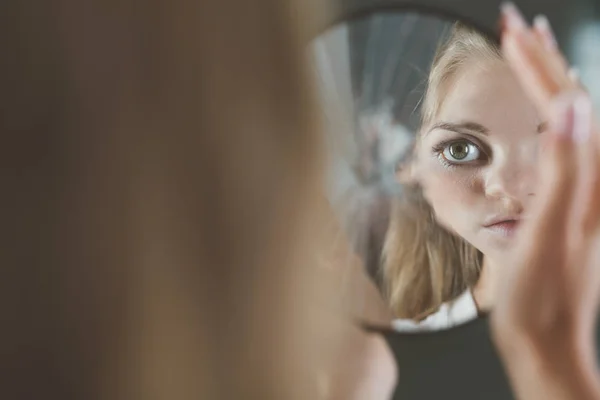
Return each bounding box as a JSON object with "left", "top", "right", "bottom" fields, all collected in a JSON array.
[{"left": 498, "top": 334, "right": 600, "bottom": 400}]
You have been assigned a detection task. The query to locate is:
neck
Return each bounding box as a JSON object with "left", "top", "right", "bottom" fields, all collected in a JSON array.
[{"left": 472, "top": 256, "right": 496, "bottom": 312}]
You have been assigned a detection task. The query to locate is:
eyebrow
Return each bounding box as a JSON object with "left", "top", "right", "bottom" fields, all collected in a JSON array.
[
  {"left": 427, "top": 121, "right": 548, "bottom": 135},
  {"left": 427, "top": 121, "right": 490, "bottom": 136}
]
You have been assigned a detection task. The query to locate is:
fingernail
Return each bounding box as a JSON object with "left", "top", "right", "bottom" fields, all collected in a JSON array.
[
  {"left": 573, "top": 93, "right": 592, "bottom": 143},
  {"left": 551, "top": 95, "right": 574, "bottom": 139},
  {"left": 568, "top": 67, "right": 580, "bottom": 83},
  {"left": 501, "top": 2, "right": 528, "bottom": 31},
  {"left": 533, "top": 15, "right": 557, "bottom": 49}
]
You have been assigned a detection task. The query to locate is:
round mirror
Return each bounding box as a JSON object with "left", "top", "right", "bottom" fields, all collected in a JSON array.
[
  {"left": 312, "top": 10, "right": 501, "bottom": 332},
  {"left": 310, "top": 4, "right": 600, "bottom": 399}
]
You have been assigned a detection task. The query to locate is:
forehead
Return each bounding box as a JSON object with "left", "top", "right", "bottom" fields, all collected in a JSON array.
[{"left": 436, "top": 60, "right": 540, "bottom": 130}]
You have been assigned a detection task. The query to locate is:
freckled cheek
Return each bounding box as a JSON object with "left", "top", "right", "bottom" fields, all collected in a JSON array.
[
  {"left": 421, "top": 160, "right": 482, "bottom": 195},
  {"left": 419, "top": 163, "right": 481, "bottom": 207},
  {"left": 419, "top": 169, "right": 482, "bottom": 234},
  {"left": 537, "top": 134, "right": 551, "bottom": 160}
]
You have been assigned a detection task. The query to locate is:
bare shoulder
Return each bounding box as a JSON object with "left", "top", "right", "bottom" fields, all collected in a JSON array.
[
  {"left": 327, "top": 328, "right": 397, "bottom": 400},
  {"left": 362, "top": 333, "right": 397, "bottom": 385}
]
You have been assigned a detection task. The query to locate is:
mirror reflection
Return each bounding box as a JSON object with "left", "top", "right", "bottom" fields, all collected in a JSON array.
[{"left": 312, "top": 12, "right": 543, "bottom": 332}]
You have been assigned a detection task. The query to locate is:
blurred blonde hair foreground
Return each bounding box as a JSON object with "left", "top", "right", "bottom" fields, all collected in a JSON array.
[{"left": 0, "top": 1, "right": 342, "bottom": 399}]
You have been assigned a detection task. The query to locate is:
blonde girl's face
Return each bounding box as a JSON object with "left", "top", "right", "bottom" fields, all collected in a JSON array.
[{"left": 413, "top": 60, "right": 545, "bottom": 259}]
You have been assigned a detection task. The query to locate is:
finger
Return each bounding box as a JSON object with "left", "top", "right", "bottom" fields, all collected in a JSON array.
[
  {"left": 502, "top": 33, "right": 560, "bottom": 118},
  {"left": 503, "top": 32, "right": 577, "bottom": 118},
  {"left": 531, "top": 15, "right": 581, "bottom": 89},
  {"left": 532, "top": 15, "right": 557, "bottom": 48},
  {"left": 568, "top": 67, "right": 580, "bottom": 84},
  {"left": 567, "top": 94, "right": 600, "bottom": 240},
  {"left": 527, "top": 93, "right": 581, "bottom": 242},
  {"left": 500, "top": 5, "right": 575, "bottom": 115},
  {"left": 502, "top": 4, "right": 570, "bottom": 83},
  {"left": 530, "top": 14, "right": 586, "bottom": 93},
  {"left": 532, "top": 15, "right": 569, "bottom": 70}
]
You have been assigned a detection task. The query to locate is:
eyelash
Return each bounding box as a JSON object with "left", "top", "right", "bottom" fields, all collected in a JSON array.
[{"left": 431, "top": 138, "right": 489, "bottom": 169}]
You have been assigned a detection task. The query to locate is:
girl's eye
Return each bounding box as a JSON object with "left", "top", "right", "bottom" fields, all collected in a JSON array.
[{"left": 442, "top": 140, "right": 480, "bottom": 163}]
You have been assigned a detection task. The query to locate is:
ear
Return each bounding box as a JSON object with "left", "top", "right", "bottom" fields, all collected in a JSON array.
[
  {"left": 395, "top": 139, "right": 420, "bottom": 185},
  {"left": 395, "top": 159, "right": 417, "bottom": 184}
]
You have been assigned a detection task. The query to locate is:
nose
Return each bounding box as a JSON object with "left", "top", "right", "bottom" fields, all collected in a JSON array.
[{"left": 484, "top": 155, "right": 537, "bottom": 211}]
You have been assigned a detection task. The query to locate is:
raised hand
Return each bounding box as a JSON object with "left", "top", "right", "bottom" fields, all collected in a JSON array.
[{"left": 491, "top": 4, "right": 600, "bottom": 399}]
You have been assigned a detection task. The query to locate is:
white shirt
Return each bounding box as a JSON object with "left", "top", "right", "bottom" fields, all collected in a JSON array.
[{"left": 391, "top": 289, "right": 478, "bottom": 332}]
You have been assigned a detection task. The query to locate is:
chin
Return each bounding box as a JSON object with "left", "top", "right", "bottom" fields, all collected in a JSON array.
[{"left": 479, "top": 236, "right": 517, "bottom": 258}]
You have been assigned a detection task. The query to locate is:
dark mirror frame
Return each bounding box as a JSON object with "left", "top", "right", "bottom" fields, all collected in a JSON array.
[
  {"left": 312, "top": 4, "right": 499, "bottom": 285},
  {"left": 317, "top": 0, "right": 500, "bottom": 42}
]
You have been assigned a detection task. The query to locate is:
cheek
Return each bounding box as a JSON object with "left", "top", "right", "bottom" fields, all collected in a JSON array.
[
  {"left": 418, "top": 163, "right": 482, "bottom": 228},
  {"left": 419, "top": 161, "right": 480, "bottom": 204}
]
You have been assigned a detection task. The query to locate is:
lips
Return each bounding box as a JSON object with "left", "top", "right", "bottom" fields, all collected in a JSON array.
[{"left": 483, "top": 219, "right": 520, "bottom": 237}]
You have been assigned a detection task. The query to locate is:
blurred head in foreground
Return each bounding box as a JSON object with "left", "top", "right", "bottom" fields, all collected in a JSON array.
[{"left": 0, "top": 1, "right": 339, "bottom": 399}]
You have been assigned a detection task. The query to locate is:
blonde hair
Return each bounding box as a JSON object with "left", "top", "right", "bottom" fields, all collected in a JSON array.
[
  {"left": 382, "top": 23, "right": 501, "bottom": 320},
  {"left": 1, "top": 0, "right": 335, "bottom": 399}
]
